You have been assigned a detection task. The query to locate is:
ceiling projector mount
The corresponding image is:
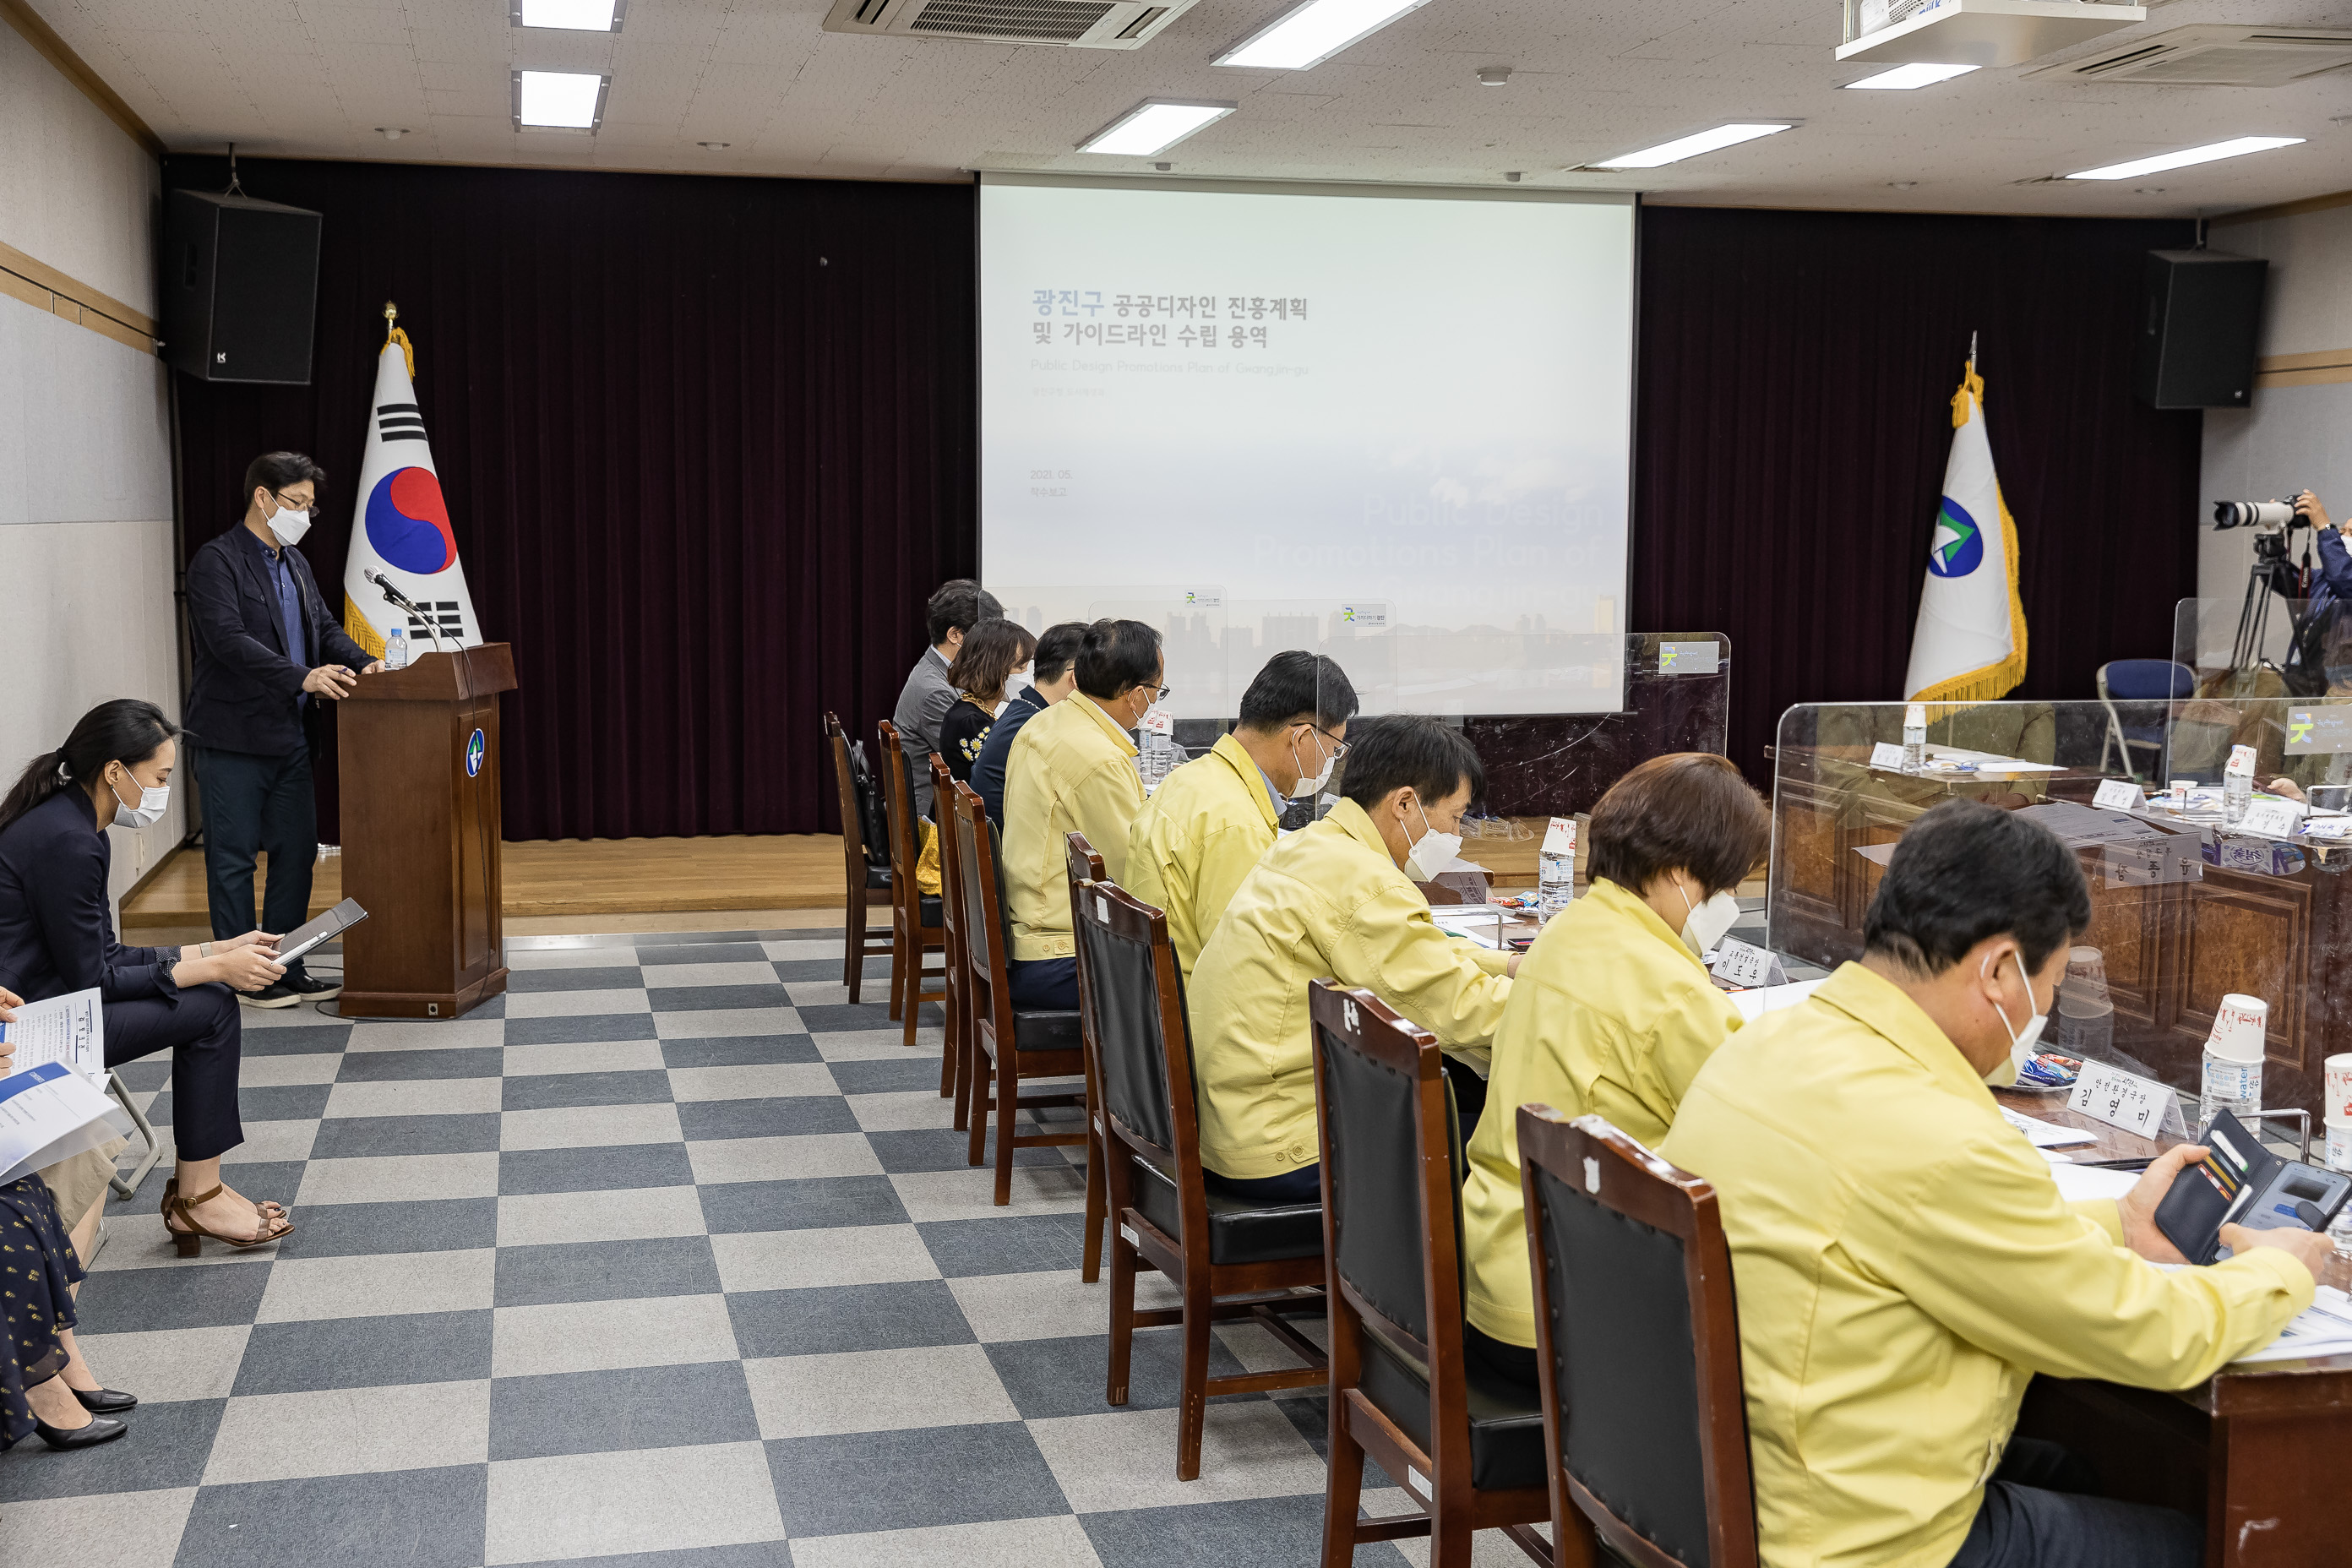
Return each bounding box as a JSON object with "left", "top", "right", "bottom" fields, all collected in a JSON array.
[
  {"left": 821, "top": 0, "right": 1198, "bottom": 48},
  {"left": 1837, "top": 0, "right": 2145, "bottom": 68}
]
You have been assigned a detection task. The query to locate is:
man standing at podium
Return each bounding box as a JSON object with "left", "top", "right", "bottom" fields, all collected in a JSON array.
[{"left": 184, "top": 452, "right": 384, "bottom": 1009}]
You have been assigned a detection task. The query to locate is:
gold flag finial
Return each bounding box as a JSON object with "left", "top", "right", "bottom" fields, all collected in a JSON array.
[
  {"left": 382, "top": 302, "right": 416, "bottom": 379},
  {"left": 384, "top": 300, "right": 399, "bottom": 335}
]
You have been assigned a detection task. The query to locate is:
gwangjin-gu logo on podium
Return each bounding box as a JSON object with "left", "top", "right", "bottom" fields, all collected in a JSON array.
[
  {"left": 466, "top": 729, "right": 486, "bottom": 779},
  {"left": 1926, "top": 497, "right": 1983, "bottom": 578}
]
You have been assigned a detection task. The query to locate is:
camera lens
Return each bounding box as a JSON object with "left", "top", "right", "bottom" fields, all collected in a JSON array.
[{"left": 2213, "top": 500, "right": 2296, "bottom": 530}]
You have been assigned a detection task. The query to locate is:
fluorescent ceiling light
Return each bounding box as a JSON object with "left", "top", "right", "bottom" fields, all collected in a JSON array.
[
  {"left": 515, "top": 70, "right": 606, "bottom": 129},
  {"left": 1592, "top": 122, "right": 1793, "bottom": 170},
  {"left": 2066, "top": 136, "right": 2304, "bottom": 181},
  {"left": 516, "top": 0, "right": 620, "bottom": 29},
  {"left": 1844, "top": 62, "right": 1978, "bottom": 89},
  {"left": 1217, "top": 0, "right": 1431, "bottom": 70},
  {"left": 1080, "top": 100, "right": 1235, "bottom": 157}
]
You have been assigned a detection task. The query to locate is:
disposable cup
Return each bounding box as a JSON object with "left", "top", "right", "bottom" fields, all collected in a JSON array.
[
  {"left": 2205, "top": 994, "right": 2269, "bottom": 1064},
  {"left": 2327, "top": 1054, "right": 2352, "bottom": 1124},
  {"left": 2328, "top": 1119, "right": 2352, "bottom": 1175}
]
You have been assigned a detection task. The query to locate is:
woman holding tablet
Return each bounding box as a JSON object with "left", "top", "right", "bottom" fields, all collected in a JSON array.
[{"left": 0, "top": 700, "right": 293, "bottom": 1253}]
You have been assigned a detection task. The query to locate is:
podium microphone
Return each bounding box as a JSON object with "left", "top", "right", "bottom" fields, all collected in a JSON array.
[{"left": 364, "top": 569, "right": 445, "bottom": 652}]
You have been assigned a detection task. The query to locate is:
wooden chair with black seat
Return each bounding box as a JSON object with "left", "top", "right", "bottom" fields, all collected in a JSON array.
[
  {"left": 1062, "top": 831, "right": 1111, "bottom": 1282},
  {"left": 1070, "top": 860, "right": 1326, "bottom": 1481},
  {"left": 1518, "top": 1107, "right": 1758, "bottom": 1568},
  {"left": 825, "top": 712, "right": 893, "bottom": 1004},
  {"left": 947, "top": 779, "right": 1090, "bottom": 1202},
  {"left": 1309, "top": 980, "right": 1551, "bottom": 1568},
  {"left": 874, "top": 719, "right": 948, "bottom": 1048},
  {"left": 929, "top": 753, "right": 972, "bottom": 1129}
]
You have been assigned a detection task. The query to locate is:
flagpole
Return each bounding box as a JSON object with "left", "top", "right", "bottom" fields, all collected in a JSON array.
[{"left": 1969, "top": 329, "right": 1977, "bottom": 370}]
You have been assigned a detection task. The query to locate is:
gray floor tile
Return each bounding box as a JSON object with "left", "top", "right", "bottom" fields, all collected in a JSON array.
[
  {"left": 484, "top": 1440, "right": 784, "bottom": 1565},
  {"left": 797, "top": 1003, "right": 907, "bottom": 1032},
  {"left": 661, "top": 1034, "right": 823, "bottom": 1069},
  {"left": 175, "top": 1464, "right": 487, "bottom": 1568},
  {"left": 699, "top": 1174, "right": 910, "bottom": 1234},
  {"left": 76, "top": 1262, "right": 275, "bottom": 1334},
  {"left": 642, "top": 942, "right": 775, "bottom": 966},
  {"left": 828, "top": 1055, "right": 952, "bottom": 1094},
  {"left": 504, "top": 987, "right": 652, "bottom": 1021},
  {"left": 236, "top": 1021, "right": 358, "bottom": 1057},
  {"left": 498, "top": 1141, "right": 697, "bottom": 1195},
  {"left": 0, "top": 1397, "right": 223, "bottom": 1502},
  {"left": 518, "top": 1549, "right": 792, "bottom": 1568},
  {"left": 1082, "top": 1494, "right": 1412, "bottom": 1568},
  {"left": 678, "top": 1096, "right": 858, "bottom": 1141},
  {"left": 725, "top": 1278, "right": 976, "bottom": 1358},
  {"left": 868, "top": 1127, "right": 1064, "bottom": 1173},
  {"left": 493, "top": 1234, "right": 722, "bottom": 1306},
  {"left": 487, "top": 1359, "right": 759, "bottom": 1461},
  {"left": 113, "top": 1058, "right": 173, "bottom": 1091},
  {"left": 506, "top": 964, "right": 645, "bottom": 993},
  {"left": 273, "top": 1195, "right": 500, "bottom": 1259},
  {"left": 149, "top": 1084, "right": 332, "bottom": 1126},
  {"left": 333, "top": 1047, "right": 504, "bottom": 1082},
  {"left": 985, "top": 1329, "right": 1256, "bottom": 1420},
  {"left": 773, "top": 956, "right": 881, "bottom": 983},
  {"left": 232, "top": 1309, "right": 495, "bottom": 1395},
  {"left": 501, "top": 1011, "right": 660, "bottom": 1046},
  {"left": 920, "top": 1211, "right": 1092, "bottom": 1277},
  {"left": 648, "top": 983, "right": 791, "bottom": 1012},
  {"left": 501, "top": 1068, "right": 676, "bottom": 1111},
  {"left": 311, "top": 1111, "right": 503, "bottom": 1159},
  {"left": 765, "top": 1422, "right": 1070, "bottom": 1538}
]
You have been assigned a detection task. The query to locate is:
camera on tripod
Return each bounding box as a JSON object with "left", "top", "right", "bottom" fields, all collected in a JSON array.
[{"left": 2214, "top": 495, "right": 2310, "bottom": 564}]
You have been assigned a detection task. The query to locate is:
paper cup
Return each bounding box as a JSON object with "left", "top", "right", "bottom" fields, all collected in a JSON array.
[
  {"left": 2328, "top": 1120, "right": 2352, "bottom": 1175},
  {"left": 2206, "top": 994, "right": 2270, "bottom": 1064},
  {"left": 2328, "top": 1054, "right": 2352, "bottom": 1124}
]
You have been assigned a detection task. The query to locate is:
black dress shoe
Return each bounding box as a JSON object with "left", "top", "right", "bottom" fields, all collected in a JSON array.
[
  {"left": 241, "top": 982, "right": 299, "bottom": 1010},
  {"left": 281, "top": 970, "right": 343, "bottom": 1001},
  {"left": 35, "top": 1414, "right": 128, "bottom": 1451},
  {"left": 73, "top": 1387, "right": 137, "bottom": 1413}
]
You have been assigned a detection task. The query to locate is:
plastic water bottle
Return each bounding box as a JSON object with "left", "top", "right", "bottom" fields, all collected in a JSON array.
[
  {"left": 1903, "top": 702, "right": 1926, "bottom": 774},
  {"left": 2224, "top": 743, "right": 2256, "bottom": 826},
  {"left": 1539, "top": 849, "right": 1574, "bottom": 921},
  {"left": 384, "top": 626, "right": 408, "bottom": 670},
  {"left": 1137, "top": 732, "right": 1174, "bottom": 790}
]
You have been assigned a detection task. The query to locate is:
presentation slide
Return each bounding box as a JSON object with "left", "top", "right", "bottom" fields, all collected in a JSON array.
[{"left": 979, "top": 175, "right": 1636, "bottom": 717}]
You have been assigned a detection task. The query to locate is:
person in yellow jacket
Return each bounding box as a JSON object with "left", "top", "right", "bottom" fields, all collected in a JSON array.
[
  {"left": 1124, "top": 651, "right": 1357, "bottom": 982},
  {"left": 1460, "top": 752, "right": 1770, "bottom": 1386},
  {"left": 1189, "top": 715, "right": 1519, "bottom": 1201},
  {"left": 999, "top": 618, "right": 1163, "bottom": 1010},
  {"left": 1657, "top": 800, "right": 2326, "bottom": 1568}
]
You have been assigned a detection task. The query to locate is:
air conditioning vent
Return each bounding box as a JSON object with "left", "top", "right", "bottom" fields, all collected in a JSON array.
[
  {"left": 823, "top": 0, "right": 1196, "bottom": 47},
  {"left": 2027, "top": 24, "right": 2352, "bottom": 85}
]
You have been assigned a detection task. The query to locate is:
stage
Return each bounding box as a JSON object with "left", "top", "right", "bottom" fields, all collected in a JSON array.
[{"left": 120, "top": 835, "right": 851, "bottom": 942}]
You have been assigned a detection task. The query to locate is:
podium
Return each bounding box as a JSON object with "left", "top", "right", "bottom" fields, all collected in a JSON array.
[{"left": 335, "top": 644, "right": 517, "bottom": 1019}]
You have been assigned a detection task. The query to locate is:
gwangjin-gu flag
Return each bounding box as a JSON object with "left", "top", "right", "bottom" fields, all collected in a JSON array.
[
  {"left": 1903, "top": 354, "right": 2027, "bottom": 704},
  {"left": 341, "top": 319, "right": 482, "bottom": 658}
]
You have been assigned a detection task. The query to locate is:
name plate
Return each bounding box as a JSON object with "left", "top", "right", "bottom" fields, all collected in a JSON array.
[
  {"left": 2069, "top": 1060, "right": 2189, "bottom": 1141},
  {"left": 1869, "top": 742, "right": 1908, "bottom": 771},
  {"left": 1711, "top": 937, "right": 1783, "bottom": 988},
  {"left": 2093, "top": 778, "right": 2146, "bottom": 812},
  {"left": 2240, "top": 799, "right": 2302, "bottom": 839}
]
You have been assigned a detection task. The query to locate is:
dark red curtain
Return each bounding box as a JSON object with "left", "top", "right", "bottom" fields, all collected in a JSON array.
[
  {"left": 166, "top": 155, "right": 974, "bottom": 841},
  {"left": 1631, "top": 205, "right": 2203, "bottom": 784}
]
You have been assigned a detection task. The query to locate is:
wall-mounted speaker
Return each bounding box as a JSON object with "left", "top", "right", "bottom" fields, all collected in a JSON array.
[
  {"left": 161, "top": 189, "right": 323, "bottom": 384},
  {"left": 2135, "top": 248, "right": 2267, "bottom": 410}
]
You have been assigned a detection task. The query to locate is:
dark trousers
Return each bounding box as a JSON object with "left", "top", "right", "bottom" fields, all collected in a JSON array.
[
  {"left": 196, "top": 745, "right": 317, "bottom": 979},
  {"left": 1464, "top": 1322, "right": 1542, "bottom": 1391},
  {"left": 1947, "top": 1438, "right": 2201, "bottom": 1568},
  {"left": 1205, "top": 1164, "right": 1323, "bottom": 1203},
  {"left": 1007, "top": 956, "right": 1080, "bottom": 1011},
  {"left": 104, "top": 985, "right": 243, "bottom": 1162}
]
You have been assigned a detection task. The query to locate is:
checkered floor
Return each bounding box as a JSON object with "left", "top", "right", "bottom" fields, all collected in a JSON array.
[{"left": 0, "top": 928, "right": 1476, "bottom": 1568}]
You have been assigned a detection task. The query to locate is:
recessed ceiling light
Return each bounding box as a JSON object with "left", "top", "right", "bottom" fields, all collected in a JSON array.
[
  {"left": 1476, "top": 66, "right": 1511, "bottom": 86},
  {"left": 1590, "top": 122, "right": 1794, "bottom": 170},
  {"left": 514, "top": 0, "right": 623, "bottom": 30},
  {"left": 1844, "top": 62, "right": 1978, "bottom": 90},
  {"left": 1217, "top": 0, "right": 1432, "bottom": 71},
  {"left": 2066, "top": 136, "right": 2302, "bottom": 181},
  {"left": 1080, "top": 100, "right": 1235, "bottom": 157},
  {"left": 699, "top": 141, "right": 731, "bottom": 150},
  {"left": 514, "top": 70, "right": 607, "bottom": 130}
]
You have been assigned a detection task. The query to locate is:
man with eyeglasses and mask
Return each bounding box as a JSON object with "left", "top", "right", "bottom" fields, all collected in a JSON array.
[
  {"left": 183, "top": 452, "right": 383, "bottom": 1009},
  {"left": 1124, "top": 651, "right": 1357, "bottom": 984}
]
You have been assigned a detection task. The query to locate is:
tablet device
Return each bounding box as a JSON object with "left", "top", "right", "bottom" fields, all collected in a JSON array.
[{"left": 273, "top": 898, "right": 368, "bottom": 966}]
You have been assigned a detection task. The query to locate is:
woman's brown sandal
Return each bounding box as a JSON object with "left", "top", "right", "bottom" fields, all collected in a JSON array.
[
  {"left": 161, "top": 1176, "right": 287, "bottom": 1223},
  {"left": 163, "top": 1184, "right": 293, "bottom": 1255}
]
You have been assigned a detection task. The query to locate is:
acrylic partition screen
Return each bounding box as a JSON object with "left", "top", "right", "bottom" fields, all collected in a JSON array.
[
  {"left": 1767, "top": 698, "right": 2352, "bottom": 1121},
  {"left": 1327, "top": 631, "right": 1729, "bottom": 897}
]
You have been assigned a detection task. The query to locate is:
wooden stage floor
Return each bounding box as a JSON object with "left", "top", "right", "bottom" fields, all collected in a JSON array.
[{"left": 122, "top": 836, "right": 850, "bottom": 937}]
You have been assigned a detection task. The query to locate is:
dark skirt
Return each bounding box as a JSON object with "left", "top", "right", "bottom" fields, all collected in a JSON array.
[{"left": 0, "top": 1176, "right": 84, "bottom": 1450}]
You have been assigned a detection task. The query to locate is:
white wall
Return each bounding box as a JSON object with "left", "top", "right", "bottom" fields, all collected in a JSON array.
[
  {"left": 0, "top": 21, "right": 183, "bottom": 898},
  {"left": 2195, "top": 203, "right": 2352, "bottom": 668}
]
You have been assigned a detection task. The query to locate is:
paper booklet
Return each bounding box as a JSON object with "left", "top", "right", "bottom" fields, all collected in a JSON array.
[
  {"left": 0, "top": 987, "right": 102, "bottom": 1077},
  {"left": 0, "top": 1063, "right": 133, "bottom": 1186}
]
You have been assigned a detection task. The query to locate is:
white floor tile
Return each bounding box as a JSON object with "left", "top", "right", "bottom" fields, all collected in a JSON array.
[
  {"left": 847, "top": 1090, "right": 961, "bottom": 1133},
  {"left": 485, "top": 1440, "right": 785, "bottom": 1565},
  {"left": 788, "top": 1516, "right": 1106, "bottom": 1568},
  {"left": 667, "top": 1063, "right": 836, "bottom": 1101},
  {"left": 501, "top": 1038, "right": 667, "bottom": 1076},
  {"left": 1030, "top": 1402, "right": 1328, "bottom": 1513},
  {"left": 503, "top": 987, "right": 652, "bottom": 1020},
  {"left": 640, "top": 960, "right": 780, "bottom": 988},
  {"left": 346, "top": 1017, "right": 508, "bottom": 1053},
  {"left": 256, "top": 1248, "right": 497, "bottom": 1323},
  {"left": 710, "top": 1224, "right": 939, "bottom": 1293},
  {"left": 491, "top": 1293, "right": 738, "bottom": 1378},
  {"left": 946, "top": 1269, "right": 1176, "bottom": 1343},
  {"left": 684, "top": 1131, "right": 883, "bottom": 1184},
  {"left": 890, "top": 1165, "right": 1089, "bottom": 1223},
  {"left": 0, "top": 1486, "right": 196, "bottom": 1567},
  {"left": 202, "top": 1379, "right": 491, "bottom": 1484},
  {"left": 499, "top": 1102, "right": 683, "bottom": 1151},
  {"left": 296, "top": 1152, "right": 501, "bottom": 1206},
  {"left": 71, "top": 1325, "right": 251, "bottom": 1404},
  {"left": 743, "top": 1343, "right": 1019, "bottom": 1437},
  {"left": 494, "top": 1184, "right": 707, "bottom": 1248},
  {"left": 323, "top": 1076, "right": 504, "bottom": 1119}
]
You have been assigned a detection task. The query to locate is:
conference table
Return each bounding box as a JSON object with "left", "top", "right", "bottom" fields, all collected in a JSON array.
[{"left": 1993, "top": 1089, "right": 2351, "bottom": 1568}]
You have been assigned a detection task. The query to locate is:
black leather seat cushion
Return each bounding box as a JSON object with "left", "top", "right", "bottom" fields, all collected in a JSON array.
[
  {"left": 1011, "top": 1009, "right": 1081, "bottom": 1052},
  {"left": 1358, "top": 1331, "right": 1547, "bottom": 1494},
  {"left": 867, "top": 864, "right": 891, "bottom": 890},
  {"left": 1130, "top": 1157, "right": 1322, "bottom": 1266},
  {"left": 918, "top": 895, "right": 943, "bottom": 927}
]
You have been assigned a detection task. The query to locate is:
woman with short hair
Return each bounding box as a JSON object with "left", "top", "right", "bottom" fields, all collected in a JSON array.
[
  {"left": 938, "top": 619, "right": 1038, "bottom": 791},
  {"left": 0, "top": 700, "right": 292, "bottom": 1254},
  {"left": 1456, "top": 751, "right": 1772, "bottom": 1390}
]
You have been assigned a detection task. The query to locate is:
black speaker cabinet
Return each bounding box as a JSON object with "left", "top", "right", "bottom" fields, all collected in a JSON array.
[
  {"left": 161, "top": 189, "right": 322, "bottom": 384},
  {"left": 2135, "top": 249, "right": 2267, "bottom": 410}
]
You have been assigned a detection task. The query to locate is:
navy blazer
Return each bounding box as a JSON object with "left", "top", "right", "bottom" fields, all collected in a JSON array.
[
  {"left": 184, "top": 523, "right": 373, "bottom": 758},
  {"left": 0, "top": 788, "right": 181, "bottom": 1004}
]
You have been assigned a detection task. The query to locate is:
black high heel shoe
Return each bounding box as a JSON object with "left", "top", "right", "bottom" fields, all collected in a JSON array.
[
  {"left": 35, "top": 1413, "right": 128, "bottom": 1451},
  {"left": 73, "top": 1387, "right": 138, "bottom": 1413}
]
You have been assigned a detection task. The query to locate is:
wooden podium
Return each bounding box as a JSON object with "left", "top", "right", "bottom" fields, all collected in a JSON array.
[{"left": 335, "top": 644, "right": 517, "bottom": 1019}]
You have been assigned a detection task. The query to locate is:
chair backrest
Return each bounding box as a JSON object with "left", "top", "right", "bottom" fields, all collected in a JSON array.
[
  {"left": 1069, "top": 858, "right": 1192, "bottom": 1167},
  {"left": 826, "top": 714, "right": 866, "bottom": 888},
  {"left": 932, "top": 754, "right": 966, "bottom": 1007},
  {"left": 1309, "top": 980, "right": 1459, "bottom": 1365},
  {"left": 950, "top": 781, "right": 1015, "bottom": 1030},
  {"left": 2102, "top": 658, "right": 2195, "bottom": 702},
  {"left": 876, "top": 720, "right": 922, "bottom": 888},
  {"left": 1518, "top": 1107, "right": 1757, "bottom": 1568}
]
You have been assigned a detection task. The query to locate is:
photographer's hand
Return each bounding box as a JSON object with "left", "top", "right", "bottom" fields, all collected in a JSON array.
[{"left": 2294, "top": 490, "right": 2337, "bottom": 533}]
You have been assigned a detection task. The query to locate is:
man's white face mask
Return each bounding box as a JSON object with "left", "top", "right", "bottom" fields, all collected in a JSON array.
[
  {"left": 1981, "top": 950, "right": 2047, "bottom": 1086},
  {"left": 1403, "top": 798, "right": 1463, "bottom": 883},
  {"left": 265, "top": 493, "right": 313, "bottom": 547},
  {"left": 1288, "top": 727, "right": 1338, "bottom": 801}
]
